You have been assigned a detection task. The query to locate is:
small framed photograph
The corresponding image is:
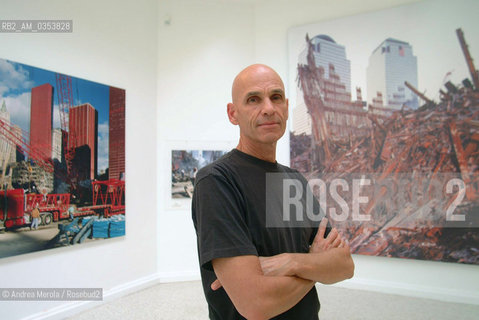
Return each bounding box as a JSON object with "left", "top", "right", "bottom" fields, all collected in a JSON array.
[{"left": 165, "top": 141, "right": 235, "bottom": 210}]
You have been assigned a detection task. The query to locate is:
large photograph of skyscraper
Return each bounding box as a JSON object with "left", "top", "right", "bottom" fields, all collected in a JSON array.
[
  {"left": 0, "top": 58, "right": 125, "bottom": 259},
  {"left": 288, "top": 0, "right": 479, "bottom": 264}
]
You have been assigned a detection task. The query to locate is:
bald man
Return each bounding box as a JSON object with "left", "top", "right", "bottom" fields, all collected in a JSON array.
[{"left": 192, "top": 64, "right": 354, "bottom": 319}]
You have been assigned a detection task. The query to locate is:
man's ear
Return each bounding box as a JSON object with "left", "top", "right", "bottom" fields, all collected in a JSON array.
[
  {"left": 227, "top": 103, "right": 239, "bottom": 125},
  {"left": 286, "top": 98, "right": 289, "bottom": 120}
]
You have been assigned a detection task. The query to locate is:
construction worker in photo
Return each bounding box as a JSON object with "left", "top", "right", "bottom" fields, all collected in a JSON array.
[
  {"left": 31, "top": 203, "right": 40, "bottom": 230},
  {"left": 68, "top": 205, "right": 75, "bottom": 220}
]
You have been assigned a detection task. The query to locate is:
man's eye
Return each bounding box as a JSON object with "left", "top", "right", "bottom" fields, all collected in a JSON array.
[
  {"left": 247, "top": 97, "right": 259, "bottom": 103},
  {"left": 272, "top": 94, "right": 283, "bottom": 101}
]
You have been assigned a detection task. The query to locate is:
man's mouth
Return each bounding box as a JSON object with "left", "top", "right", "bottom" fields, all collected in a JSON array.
[{"left": 258, "top": 121, "right": 280, "bottom": 127}]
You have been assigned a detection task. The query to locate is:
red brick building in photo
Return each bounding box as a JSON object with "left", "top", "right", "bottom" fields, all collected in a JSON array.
[
  {"left": 69, "top": 103, "right": 98, "bottom": 181},
  {"left": 109, "top": 87, "right": 125, "bottom": 180},
  {"left": 30, "top": 83, "right": 53, "bottom": 160}
]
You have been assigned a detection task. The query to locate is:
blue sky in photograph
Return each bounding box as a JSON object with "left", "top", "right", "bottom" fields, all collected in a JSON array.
[{"left": 0, "top": 58, "right": 110, "bottom": 172}]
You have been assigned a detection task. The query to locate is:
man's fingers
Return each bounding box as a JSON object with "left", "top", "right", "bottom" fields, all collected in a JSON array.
[
  {"left": 259, "top": 256, "right": 271, "bottom": 274},
  {"left": 338, "top": 239, "right": 351, "bottom": 250},
  {"left": 331, "top": 235, "right": 342, "bottom": 248},
  {"left": 324, "top": 227, "right": 339, "bottom": 248},
  {"left": 211, "top": 279, "right": 222, "bottom": 291},
  {"left": 314, "top": 218, "right": 328, "bottom": 243}
]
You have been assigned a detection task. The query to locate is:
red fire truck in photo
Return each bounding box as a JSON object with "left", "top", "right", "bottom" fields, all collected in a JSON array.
[{"left": 0, "top": 179, "right": 124, "bottom": 230}]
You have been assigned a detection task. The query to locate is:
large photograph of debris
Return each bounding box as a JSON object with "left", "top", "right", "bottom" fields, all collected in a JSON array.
[
  {"left": 171, "top": 150, "right": 228, "bottom": 199},
  {"left": 0, "top": 58, "right": 125, "bottom": 259},
  {"left": 288, "top": 0, "right": 479, "bottom": 264}
]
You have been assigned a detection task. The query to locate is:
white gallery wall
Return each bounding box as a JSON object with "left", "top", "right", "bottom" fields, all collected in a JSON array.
[
  {"left": 0, "top": 0, "right": 158, "bottom": 319},
  {"left": 158, "top": 0, "right": 479, "bottom": 306},
  {"left": 0, "top": 0, "right": 477, "bottom": 319},
  {"left": 156, "top": 0, "right": 257, "bottom": 280}
]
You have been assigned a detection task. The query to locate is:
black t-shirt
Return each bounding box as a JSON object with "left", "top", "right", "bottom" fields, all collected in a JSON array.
[{"left": 192, "top": 149, "right": 320, "bottom": 320}]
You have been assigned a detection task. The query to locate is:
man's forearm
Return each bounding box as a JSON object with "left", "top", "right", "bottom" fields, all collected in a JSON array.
[
  {"left": 259, "top": 221, "right": 355, "bottom": 285},
  {"left": 212, "top": 256, "right": 315, "bottom": 320},
  {"left": 290, "top": 248, "right": 354, "bottom": 284},
  {"left": 251, "top": 274, "right": 315, "bottom": 319}
]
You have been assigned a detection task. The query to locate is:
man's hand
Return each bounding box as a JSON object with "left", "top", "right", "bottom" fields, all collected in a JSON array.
[
  {"left": 258, "top": 218, "right": 348, "bottom": 278},
  {"left": 310, "top": 218, "right": 347, "bottom": 253},
  {"left": 211, "top": 278, "right": 222, "bottom": 290}
]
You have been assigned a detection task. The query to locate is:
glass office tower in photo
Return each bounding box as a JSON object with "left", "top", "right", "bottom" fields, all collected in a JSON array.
[{"left": 367, "top": 38, "right": 418, "bottom": 109}]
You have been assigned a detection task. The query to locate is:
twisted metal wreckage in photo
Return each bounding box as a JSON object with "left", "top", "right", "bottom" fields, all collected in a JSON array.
[{"left": 290, "top": 29, "right": 479, "bottom": 264}]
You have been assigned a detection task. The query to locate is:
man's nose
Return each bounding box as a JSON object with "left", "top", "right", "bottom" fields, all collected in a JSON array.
[{"left": 262, "top": 98, "right": 275, "bottom": 115}]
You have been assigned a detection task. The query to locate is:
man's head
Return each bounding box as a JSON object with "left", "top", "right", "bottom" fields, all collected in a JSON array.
[{"left": 227, "top": 64, "right": 288, "bottom": 152}]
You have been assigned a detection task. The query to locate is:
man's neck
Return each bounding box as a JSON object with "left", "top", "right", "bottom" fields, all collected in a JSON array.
[{"left": 236, "top": 139, "right": 277, "bottom": 163}]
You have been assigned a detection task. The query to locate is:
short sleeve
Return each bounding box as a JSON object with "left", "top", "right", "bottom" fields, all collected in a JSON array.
[{"left": 192, "top": 173, "right": 258, "bottom": 271}]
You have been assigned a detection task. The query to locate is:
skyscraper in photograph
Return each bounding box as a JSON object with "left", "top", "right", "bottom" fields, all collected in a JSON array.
[
  {"left": 109, "top": 87, "right": 125, "bottom": 181},
  {"left": 0, "top": 101, "right": 17, "bottom": 176},
  {"left": 300, "top": 34, "right": 352, "bottom": 93},
  {"left": 293, "top": 34, "right": 352, "bottom": 135},
  {"left": 0, "top": 100, "right": 10, "bottom": 123},
  {"left": 52, "top": 128, "right": 63, "bottom": 162},
  {"left": 69, "top": 103, "right": 98, "bottom": 180},
  {"left": 30, "top": 83, "right": 53, "bottom": 160},
  {"left": 367, "top": 38, "right": 418, "bottom": 109}
]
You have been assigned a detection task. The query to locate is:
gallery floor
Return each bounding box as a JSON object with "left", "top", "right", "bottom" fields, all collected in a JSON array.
[{"left": 69, "top": 280, "right": 479, "bottom": 320}]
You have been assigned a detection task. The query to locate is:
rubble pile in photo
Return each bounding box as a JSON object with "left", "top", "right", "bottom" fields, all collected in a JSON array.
[{"left": 291, "top": 29, "right": 479, "bottom": 264}]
